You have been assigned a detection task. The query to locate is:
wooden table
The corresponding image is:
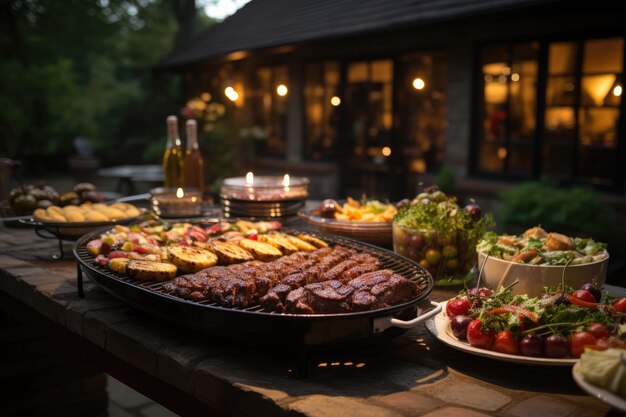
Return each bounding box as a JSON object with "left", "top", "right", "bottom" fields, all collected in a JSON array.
[{"left": 0, "top": 224, "right": 613, "bottom": 417}]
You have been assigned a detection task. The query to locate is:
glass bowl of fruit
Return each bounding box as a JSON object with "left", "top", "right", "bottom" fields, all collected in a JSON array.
[{"left": 392, "top": 187, "right": 493, "bottom": 286}]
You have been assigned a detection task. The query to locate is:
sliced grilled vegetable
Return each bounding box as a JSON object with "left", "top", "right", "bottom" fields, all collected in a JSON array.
[
  {"left": 296, "top": 234, "right": 328, "bottom": 248},
  {"left": 259, "top": 233, "right": 299, "bottom": 254},
  {"left": 284, "top": 235, "right": 317, "bottom": 252},
  {"left": 168, "top": 245, "right": 218, "bottom": 273},
  {"left": 238, "top": 238, "right": 283, "bottom": 261},
  {"left": 126, "top": 260, "right": 177, "bottom": 281},
  {"left": 108, "top": 258, "right": 131, "bottom": 274},
  {"left": 211, "top": 240, "right": 254, "bottom": 265}
]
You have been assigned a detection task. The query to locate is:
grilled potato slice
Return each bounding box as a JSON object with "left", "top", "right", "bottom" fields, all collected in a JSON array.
[
  {"left": 235, "top": 220, "right": 257, "bottom": 233},
  {"left": 258, "top": 233, "right": 299, "bottom": 255},
  {"left": 211, "top": 240, "right": 254, "bottom": 265},
  {"left": 238, "top": 238, "right": 283, "bottom": 261},
  {"left": 284, "top": 235, "right": 317, "bottom": 252},
  {"left": 169, "top": 245, "right": 218, "bottom": 273},
  {"left": 296, "top": 234, "right": 328, "bottom": 248},
  {"left": 108, "top": 258, "right": 130, "bottom": 274},
  {"left": 126, "top": 260, "right": 177, "bottom": 281}
]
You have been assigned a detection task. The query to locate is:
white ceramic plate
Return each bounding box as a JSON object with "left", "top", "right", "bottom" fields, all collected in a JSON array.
[
  {"left": 572, "top": 362, "right": 626, "bottom": 411},
  {"left": 425, "top": 300, "right": 577, "bottom": 366}
]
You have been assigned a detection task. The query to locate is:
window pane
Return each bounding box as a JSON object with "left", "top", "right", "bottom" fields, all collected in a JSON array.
[
  {"left": 477, "top": 41, "right": 537, "bottom": 176},
  {"left": 578, "top": 108, "right": 619, "bottom": 146},
  {"left": 399, "top": 50, "right": 447, "bottom": 176},
  {"left": 348, "top": 62, "right": 368, "bottom": 82},
  {"left": 544, "top": 107, "right": 575, "bottom": 141},
  {"left": 546, "top": 76, "right": 576, "bottom": 106},
  {"left": 304, "top": 61, "right": 340, "bottom": 161},
  {"left": 581, "top": 74, "right": 619, "bottom": 106},
  {"left": 583, "top": 38, "right": 624, "bottom": 74},
  {"left": 250, "top": 65, "right": 288, "bottom": 157},
  {"left": 548, "top": 42, "right": 577, "bottom": 75},
  {"left": 345, "top": 60, "right": 394, "bottom": 197}
]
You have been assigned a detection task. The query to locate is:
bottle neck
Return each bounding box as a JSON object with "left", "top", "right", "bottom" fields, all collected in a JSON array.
[
  {"left": 186, "top": 120, "right": 198, "bottom": 150},
  {"left": 166, "top": 116, "right": 179, "bottom": 148}
]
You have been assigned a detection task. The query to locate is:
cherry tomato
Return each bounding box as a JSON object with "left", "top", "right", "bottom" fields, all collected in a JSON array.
[
  {"left": 587, "top": 323, "right": 611, "bottom": 340},
  {"left": 570, "top": 331, "right": 598, "bottom": 358},
  {"left": 614, "top": 298, "right": 626, "bottom": 313},
  {"left": 572, "top": 290, "right": 596, "bottom": 303},
  {"left": 446, "top": 298, "right": 471, "bottom": 319},
  {"left": 467, "top": 319, "right": 494, "bottom": 350},
  {"left": 493, "top": 330, "right": 519, "bottom": 355}
]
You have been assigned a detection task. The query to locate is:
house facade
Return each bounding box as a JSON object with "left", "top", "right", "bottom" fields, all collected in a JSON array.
[{"left": 156, "top": 0, "right": 625, "bottom": 200}]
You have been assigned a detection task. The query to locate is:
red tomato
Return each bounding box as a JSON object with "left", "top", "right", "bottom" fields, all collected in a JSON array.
[
  {"left": 572, "top": 290, "right": 596, "bottom": 303},
  {"left": 493, "top": 330, "right": 519, "bottom": 355},
  {"left": 614, "top": 298, "right": 626, "bottom": 313},
  {"left": 587, "top": 323, "right": 611, "bottom": 340},
  {"left": 570, "top": 331, "right": 598, "bottom": 358},
  {"left": 446, "top": 298, "right": 471, "bottom": 319},
  {"left": 467, "top": 319, "right": 495, "bottom": 350}
]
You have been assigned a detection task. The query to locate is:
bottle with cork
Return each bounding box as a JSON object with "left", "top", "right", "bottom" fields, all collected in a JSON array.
[
  {"left": 163, "top": 115, "right": 184, "bottom": 188},
  {"left": 183, "top": 119, "right": 205, "bottom": 195}
]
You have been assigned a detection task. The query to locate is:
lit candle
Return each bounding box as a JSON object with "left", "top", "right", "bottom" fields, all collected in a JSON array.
[
  {"left": 151, "top": 187, "right": 202, "bottom": 218},
  {"left": 283, "top": 174, "right": 290, "bottom": 193},
  {"left": 246, "top": 172, "right": 254, "bottom": 200}
]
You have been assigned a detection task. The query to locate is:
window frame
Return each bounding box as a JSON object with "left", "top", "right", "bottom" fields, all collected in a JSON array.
[{"left": 470, "top": 31, "right": 626, "bottom": 192}]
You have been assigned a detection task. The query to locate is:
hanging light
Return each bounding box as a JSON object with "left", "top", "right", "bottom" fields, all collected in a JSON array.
[
  {"left": 412, "top": 78, "right": 425, "bottom": 90},
  {"left": 276, "top": 84, "right": 288, "bottom": 96},
  {"left": 225, "top": 86, "right": 239, "bottom": 102}
]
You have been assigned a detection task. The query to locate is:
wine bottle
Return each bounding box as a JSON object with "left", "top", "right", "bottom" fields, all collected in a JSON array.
[
  {"left": 163, "top": 115, "right": 184, "bottom": 188},
  {"left": 183, "top": 119, "right": 205, "bottom": 195}
]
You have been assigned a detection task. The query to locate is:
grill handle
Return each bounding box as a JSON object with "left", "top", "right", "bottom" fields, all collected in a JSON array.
[{"left": 372, "top": 301, "right": 442, "bottom": 333}]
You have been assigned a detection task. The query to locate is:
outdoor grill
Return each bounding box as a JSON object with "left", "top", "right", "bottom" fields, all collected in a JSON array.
[{"left": 73, "top": 227, "right": 440, "bottom": 351}]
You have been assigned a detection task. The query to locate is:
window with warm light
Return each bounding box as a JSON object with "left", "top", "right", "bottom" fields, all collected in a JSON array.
[
  {"left": 544, "top": 38, "right": 623, "bottom": 185},
  {"left": 476, "top": 41, "right": 539, "bottom": 176},
  {"left": 344, "top": 59, "right": 394, "bottom": 196},
  {"left": 397, "top": 50, "right": 447, "bottom": 176},
  {"left": 249, "top": 65, "right": 289, "bottom": 157},
  {"left": 474, "top": 37, "right": 624, "bottom": 189},
  {"left": 304, "top": 61, "right": 340, "bottom": 161}
]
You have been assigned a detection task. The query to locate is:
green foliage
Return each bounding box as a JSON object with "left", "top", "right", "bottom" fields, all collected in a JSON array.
[
  {"left": 435, "top": 165, "right": 456, "bottom": 194},
  {"left": 0, "top": 0, "right": 200, "bottom": 171},
  {"left": 497, "top": 180, "right": 613, "bottom": 236}
]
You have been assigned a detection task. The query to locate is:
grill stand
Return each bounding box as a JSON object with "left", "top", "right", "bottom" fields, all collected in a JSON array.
[
  {"left": 34, "top": 224, "right": 68, "bottom": 260},
  {"left": 77, "top": 263, "right": 85, "bottom": 297}
]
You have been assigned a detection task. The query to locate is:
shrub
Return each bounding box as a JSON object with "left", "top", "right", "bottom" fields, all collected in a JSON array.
[{"left": 497, "top": 180, "right": 613, "bottom": 237}]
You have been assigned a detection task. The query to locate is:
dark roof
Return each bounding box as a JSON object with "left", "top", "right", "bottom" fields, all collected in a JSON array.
[{"left": 156, "top": 0, "right": 554, "bottom": 69}]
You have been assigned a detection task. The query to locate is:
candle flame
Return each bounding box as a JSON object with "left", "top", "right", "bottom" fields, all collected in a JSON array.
[
  {"left": 283, "top": 174, "right": 290, "bottom": 187},
  {"left": 176, "top": 188, "right": 184, "bottom": 198},
  {"left": 245, "top": 172, "right": 254, "bottom": 185}
]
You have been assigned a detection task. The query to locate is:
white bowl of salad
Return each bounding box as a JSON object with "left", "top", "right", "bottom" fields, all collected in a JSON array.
[{"left": 477, "top": 227, "right": 609, "bottom": 297}]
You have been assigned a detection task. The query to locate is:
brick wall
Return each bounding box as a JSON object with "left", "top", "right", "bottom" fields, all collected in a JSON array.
[{"left": 0, "top": 308, "right": 108, "bottom": 417}]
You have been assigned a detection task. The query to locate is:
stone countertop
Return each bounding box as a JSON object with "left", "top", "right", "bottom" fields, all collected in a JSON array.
[{"left": 0, "top": 225, "right": 613, "bottom": 417}]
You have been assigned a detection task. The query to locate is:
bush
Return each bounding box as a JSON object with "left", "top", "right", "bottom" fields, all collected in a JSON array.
[{"left": 497, "top": 180, "right": 613, "bottom": 237}]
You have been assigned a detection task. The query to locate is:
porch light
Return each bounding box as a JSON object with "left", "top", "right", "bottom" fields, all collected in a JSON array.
[
  {"left": 225, "top": 86, "right": 239, "bottom": 102},
  {"left": 276, "top": 84, "right": 288, "bottom": 96},
  {"left": 412, "top": 78, "right": 425, "bottom": 90},
  {"left": 330, "top": 96, "right": 341, "bottom": 106},
  {"left": 614, "top": 85, "right": 622, "bottom": 97}
]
